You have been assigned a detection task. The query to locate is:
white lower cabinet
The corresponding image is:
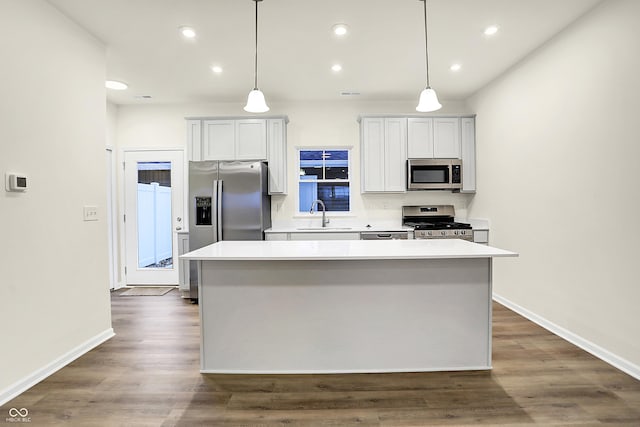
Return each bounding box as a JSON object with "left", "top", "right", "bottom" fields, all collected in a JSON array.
[
  {"left": 289, "top": 232, "right": 361, "bottom": 241},
  {"left": 265, "top": 233, "right": 288, "bottom": 241},
  {"left": 473, "top": 230, "right": 489, "bottom": 245},
  {"left": 177, "top": 232, "right": 190, "bottom": 295},
  {"left": 266, "top": 232, "right": 361, "bottom": 241}
]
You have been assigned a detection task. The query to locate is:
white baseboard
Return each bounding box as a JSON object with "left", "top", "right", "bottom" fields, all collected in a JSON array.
[
  {"left": 0, "top": 328, "right": 115, "bottom": 406},
  {"left": 493, "top": 293, "right": 640, "bottom": 381}
]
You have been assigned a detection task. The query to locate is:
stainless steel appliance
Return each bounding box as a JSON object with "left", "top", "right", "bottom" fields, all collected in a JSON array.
[
  {"left": 188, "top": 160, "right": 271, "bottom": 300},
  {"left": 360, "top": 231, "right": 409, "bottom": 240},
  {"left": 402, "top": 205, "right": 473, "bottom": 241},
  {"left": 407, "top": 159, "right": 462, "bottom": 190}
]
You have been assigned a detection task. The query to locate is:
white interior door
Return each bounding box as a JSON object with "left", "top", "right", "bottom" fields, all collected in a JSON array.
[{"left": 124, "top": 150, "right": 184, "bottom": 285}]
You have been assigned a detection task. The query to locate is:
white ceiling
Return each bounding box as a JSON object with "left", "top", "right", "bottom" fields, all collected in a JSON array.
[{"left": 46, "top": 0, "right": 603, "bottom": 106}]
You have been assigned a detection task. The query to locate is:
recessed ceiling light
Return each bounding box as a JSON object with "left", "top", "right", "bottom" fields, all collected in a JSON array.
[
  {"left": 450, "top": 63, "right": 462, "bottom": 72},
  {"left": 332, "top": 24, "right": 349, "bottom": 36},
  {"left": 211, "top": 66, "right": 223, "bottom": 74},
  {"left": 331, "top": 64, "right": 342, "bottom": 72},
  {"left": 484, "top": 25, "right": 499, "bottom": 36},
  {"left": 105, "top": 80, "right": 128, "bottom": 90},
  {"left": 179, "top": 26, "right": 196, "bottom": 39}
]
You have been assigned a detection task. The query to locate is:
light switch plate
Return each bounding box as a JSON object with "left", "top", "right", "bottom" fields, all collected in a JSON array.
[{"left": 83, "top": 205, "right": 99, "bottom": 221}]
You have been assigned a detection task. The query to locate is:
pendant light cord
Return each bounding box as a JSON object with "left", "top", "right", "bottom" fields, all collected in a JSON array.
[
  {"left": 253, "top": 0, "right": 259, "bottom": 90},
  {"left": 422, "top": 0, "right": 430, "bottom": 89}
]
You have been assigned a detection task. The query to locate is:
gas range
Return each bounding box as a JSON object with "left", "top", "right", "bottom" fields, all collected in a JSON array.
[{"left": 402, "top": 205, "right": 473, "bottom": 241}]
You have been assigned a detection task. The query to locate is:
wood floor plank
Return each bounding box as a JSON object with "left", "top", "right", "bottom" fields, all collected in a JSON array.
[{"left": 1, "top": 288, "right": 639, "bottom": 426}]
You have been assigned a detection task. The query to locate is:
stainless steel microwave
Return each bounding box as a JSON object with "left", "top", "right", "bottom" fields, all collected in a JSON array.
[{"left": 407, "top": 159, "right": 462, "bottom": 190}]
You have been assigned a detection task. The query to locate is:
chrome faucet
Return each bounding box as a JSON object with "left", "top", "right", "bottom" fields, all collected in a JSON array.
[{"left": 309, "top": 199, "right": 330, "bottom": 227}]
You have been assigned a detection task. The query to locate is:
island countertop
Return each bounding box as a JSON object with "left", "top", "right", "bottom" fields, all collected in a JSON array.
[{"left": 180, "top": 239, "right": 518, "bottom": 261}]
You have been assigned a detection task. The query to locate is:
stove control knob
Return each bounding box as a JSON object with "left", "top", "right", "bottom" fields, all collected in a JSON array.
[
  {"left": 427, "top": 231, "right": 432, "bottom": 236},
  {"left": 440, "top": 231, "right": 446, "bottom": 236},
  {"left": 454, "top": 230, "right": 459, "bottom": 235}
]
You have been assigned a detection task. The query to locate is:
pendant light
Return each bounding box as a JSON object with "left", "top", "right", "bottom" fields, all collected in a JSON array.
[
  {"left": 416, "top": 0, "right": 442, "bottom": 112},
  {"left": 244, "top": 0, "right": 269, "bottom": 113}
]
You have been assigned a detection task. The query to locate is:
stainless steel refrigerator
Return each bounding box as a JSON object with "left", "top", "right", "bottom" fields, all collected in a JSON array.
[{"left": 188, "top": 160, "right": 271, "bottom": 300}]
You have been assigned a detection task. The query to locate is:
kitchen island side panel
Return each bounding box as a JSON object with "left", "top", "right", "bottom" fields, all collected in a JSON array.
[{"left": 199, "top": 258, "right": 492, "bottom": 373}]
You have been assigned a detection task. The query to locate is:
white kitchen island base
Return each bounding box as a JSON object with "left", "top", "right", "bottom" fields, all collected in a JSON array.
[
  {"left": 196, "top": 254, "right": 509, "bottom": 373},
  {"left": 183, "top": 239, "right": 518, "bottom": 374}
]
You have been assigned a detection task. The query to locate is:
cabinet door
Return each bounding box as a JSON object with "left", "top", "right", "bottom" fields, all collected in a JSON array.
[
  {"left": 186, "top": 120, "right": 201, "bottom": 161},
  {"left": 267, "top": 119, "right": 287, "bottom": 194},
  {"left": 289, "top": 232, "right": 361, "bottom": 241},
  {"left": 433, "top": 117, "right": 461, "bottom": 158},
  {"left": 236, "top": 119, "right": 267, "bottom": 160},
  {"left": 177, "top": 233, "right": 190, "bottom": 292},
  {"left": 384, "top": 118, "right": 407, "bottom": 192},
  {"left": 407, "top": 118, "right": 434, "bottom": 158},
  {"left": 203, "top": 120, "right": 235, "bottom": 160},
  {"left": 461, "top": 117, "right": 476, "bottom": 193},
  {"left": 361, "top": 118, "right": 385, "bottom": 192}
]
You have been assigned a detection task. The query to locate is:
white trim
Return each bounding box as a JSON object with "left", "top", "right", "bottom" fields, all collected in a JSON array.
[
  {"left": 493, "top": 293, "right": 640, "bottom": 381},
  {"left": 296, "top": 147, "right": 353, "bottom": 215},
  {"left": 0, "top": 328, "right": 115, "bottom": 406},
  {"left": 200, "top": 366, "right": 492, "bottom": 375}
]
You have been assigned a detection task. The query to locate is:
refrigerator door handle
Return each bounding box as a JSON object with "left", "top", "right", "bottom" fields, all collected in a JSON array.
[{"left": 216, "top": 180, "right": 223, "bottom": 241}]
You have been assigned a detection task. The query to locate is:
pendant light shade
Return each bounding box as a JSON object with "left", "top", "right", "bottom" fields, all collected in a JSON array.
[
  {"left": 244, "top": 0, "right": 269, "bottom": 113},
  {"left": 417, "top": 87, "right": 442, "bottom": 112},
  {"left": 245, "top": 89, "right": 269, "bottom": 113},
  {"left": 416, "top": 0, "right": 442, "bottom": 112}
]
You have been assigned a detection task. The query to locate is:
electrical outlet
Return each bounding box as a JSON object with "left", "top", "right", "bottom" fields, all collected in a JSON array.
[{"left": 83, "top": 205, "right": 99, "bottom": 221}]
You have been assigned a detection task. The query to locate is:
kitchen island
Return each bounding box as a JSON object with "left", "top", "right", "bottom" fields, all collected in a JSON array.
[{"left": 181, "top": 239, "right": 517, "bottom": 374}]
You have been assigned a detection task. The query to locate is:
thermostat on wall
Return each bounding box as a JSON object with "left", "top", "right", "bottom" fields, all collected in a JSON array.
[{"left": 5, "top": 173, "right": 28, "bottom": 192}]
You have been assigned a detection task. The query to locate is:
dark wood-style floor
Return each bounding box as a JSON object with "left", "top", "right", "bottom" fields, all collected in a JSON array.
[{"left": 3, "top": 288, "right": 639, "bottom": 426}]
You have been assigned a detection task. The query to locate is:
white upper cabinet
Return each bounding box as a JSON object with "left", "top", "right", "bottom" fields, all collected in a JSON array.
[
  {"left": 460, "top": 117, "right": 476, "bottom": 193},
  {"left": 384, "top": 118, "right": 407, "bottom": 192},
  {"left": 407, "top": 118, "right": 434, "bottom": 158},
  {"left": 407, "top": 117, "right": 460, "bottom": 159},
  {"left": 187, "top": 116, "right": 288, "bottom": 194},
  {"left": 203, "top": 120, "right": 235, "bottom": 160},
  {"left": 236, "top": 119, "right": 267, "bottom": 160},
  {"left": 186, "top": 120, "right": 201, "bottom": 161},
  {"left": 267, "top": 118, "right": 287, "bottom": 194},
  {"left": 361, "top": 117, "right": 407, "bottom": 193},
  {"left": 433, "top": 118, "right": 461, "bottom": 158},
  {"left": 202, "top": 119, "right": 267, "bottom": 161}
]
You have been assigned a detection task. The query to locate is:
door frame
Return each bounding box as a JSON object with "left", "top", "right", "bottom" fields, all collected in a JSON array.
[
  {"left": 119, "top": 147, "right": 187, "bottom": 286},
  {"left": 106, "top": 147, "right": 121, "bottom": 290}
]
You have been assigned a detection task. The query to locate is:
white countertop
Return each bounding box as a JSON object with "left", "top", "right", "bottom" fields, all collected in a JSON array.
[{"left": 181, "top": 239, "right": 518, "bottom": 261}]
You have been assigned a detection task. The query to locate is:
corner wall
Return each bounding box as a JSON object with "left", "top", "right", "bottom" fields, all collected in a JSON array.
[
  {"left": 467, "top": 0, "right": 640, "bottom": 372},
  {"left": 0, "top": 0, "right": 113, "bottom": 403}
]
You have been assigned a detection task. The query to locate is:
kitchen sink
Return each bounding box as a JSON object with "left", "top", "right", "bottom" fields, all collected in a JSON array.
[{"left": 295, "top": 227, "right": 353, "bottom": 231}]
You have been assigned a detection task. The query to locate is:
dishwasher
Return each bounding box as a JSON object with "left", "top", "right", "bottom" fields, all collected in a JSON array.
[{"left": 360, "top": 231, "right": 409, "bottom": 240}]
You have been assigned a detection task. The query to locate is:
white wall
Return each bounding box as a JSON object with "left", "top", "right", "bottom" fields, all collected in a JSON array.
[
  {"left": 467, "top": 0, "right": 640, "bottom": 370},
  {"left": 115, "top": 99, "right": 474, "bottom": 225},
  {"left": 0, "top": 0, "right": 112, "bottom": 401}
]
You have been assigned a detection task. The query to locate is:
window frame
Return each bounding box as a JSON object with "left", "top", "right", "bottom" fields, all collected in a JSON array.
[{"left": 296, "top": 147, "right": 353, "bottom": 216}]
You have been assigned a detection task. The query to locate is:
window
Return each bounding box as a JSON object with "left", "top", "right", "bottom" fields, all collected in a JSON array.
[{"left": 298, "top": 149, "right": 350, "bottom": 213}]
